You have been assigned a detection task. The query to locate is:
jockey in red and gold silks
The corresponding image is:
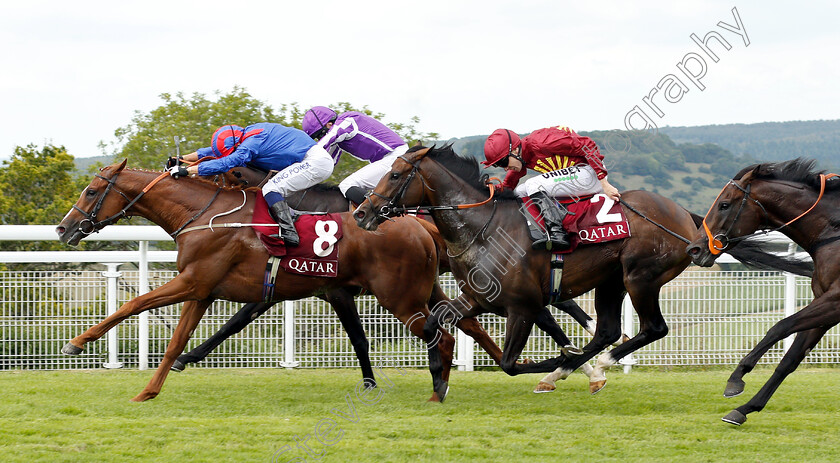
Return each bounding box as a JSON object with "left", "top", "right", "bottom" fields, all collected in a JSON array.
[
  {"left": 487, "top": 126, "right": 608, "bottom": 192},
  {"left": 483, "top": 126, "right": 620, "bottom": 251}
]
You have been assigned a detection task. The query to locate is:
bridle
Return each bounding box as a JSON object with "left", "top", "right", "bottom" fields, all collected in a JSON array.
[
  {"left": 73, "top": 168, "right": 219, "bottom": 238},
  {"left": 702, "top": 173, "right": 834, "bottom": 255},
  {"left": 73, "top": 170, "right": 156, "bottom": 235},
  {"left": 362, "top": 153, "right": 497, "bottom": 222}
]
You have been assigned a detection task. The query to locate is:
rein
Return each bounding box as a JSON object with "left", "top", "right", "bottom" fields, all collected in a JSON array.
[
  {"left": 702, "top": 173, "right": 837, "bottom": 255},
  {"left": 366, "top": 154, "right": 498, "bottom": 219}
]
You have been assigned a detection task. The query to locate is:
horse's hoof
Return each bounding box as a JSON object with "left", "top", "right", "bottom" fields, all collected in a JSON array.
[
  {"left": 721, "top": 410, "right": 747, "bottom": 426},
  {"left": 61, "top": 343, "right": 83, "bottom": 355},
  {"left": 534, "top": 381, "right": 556, "bottom": 393},
  {"left": 436, "top": 382, "right": 449, "bottom": 403},
  {"left": 362, "top": 378, "right": 377, "bottom": 390},
  {"left": 589, "top": 379, "right": 606, "bottom": 394},
  {"left": 170, "top": 359, "right": 186, "bottom": 372},
  {"left": 130, "top": 391, "right": 157, "bottom": 402},
  {"left": 724, "top": 379, "right": 745, "bottom": 398}
]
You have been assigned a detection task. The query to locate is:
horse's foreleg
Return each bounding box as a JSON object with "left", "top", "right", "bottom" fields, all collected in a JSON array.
[
  {"left": 497, "top": 312, "right": 575, "bottom": 376},
  {"left": 725, "top": 287, "right": 840, "bottom": 399},
  {"left": 723, "top": 327, "right": 828, "bottom": 425},
  {"left": 417, "top": 310, "right": 454, "bottom": 402},
  {"left": 132, "top": 299, "right": 213, "bottom": 402},
  {"left": 63, "top": 277, "right": 196, "bottom": 353},
  {"left": 567, "top": 283, "right": 628, "bottom": 394},
  {"left": 323, "top": 288, "right": 375, "bottom": 388},
  {"left": 454, "top": 316, "right": 502, "bottom": 363},
  {"left": 532, "top": 306, "right": 594, "bottom": 393},
  {"left": 551, "top": 299, "right": 629, "bottom": 347},
  {"left": 552, "top": 299, "right": 596, "bottom": 335},
  {"left": 173, "top": 302, "right": 275, "bottom": 371}
]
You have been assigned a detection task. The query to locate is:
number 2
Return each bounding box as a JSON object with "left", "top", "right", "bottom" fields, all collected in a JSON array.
[{"left": 591, "top": 194, "right": 621, "bottom": 223}]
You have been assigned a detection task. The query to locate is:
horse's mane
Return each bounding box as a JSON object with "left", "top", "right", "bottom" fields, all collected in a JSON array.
[
  {"left": 123, "top": 168, "right": 247, "bottom": 192},
  {"left": 734, "top": 158, "right": 839, "bottom": 192},
  {"left": 308, "top": 182, "right": 341, "bottom": 193},
  {"left": 417, "top": 144, "right": 519, "bottom": 200}
]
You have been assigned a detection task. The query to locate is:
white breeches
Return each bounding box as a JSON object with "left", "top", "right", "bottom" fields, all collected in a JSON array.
[
  {"left": 338, "top": 144, "right": 409, "bottom": 195},
  {"left": 514, "top": 164, "right": 604, "bottom": 199},
  {"left": 262, "top": 145, "right": 334, "bottom": 198}
]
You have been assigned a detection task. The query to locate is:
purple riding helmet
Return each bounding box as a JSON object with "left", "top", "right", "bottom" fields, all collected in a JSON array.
[{"left": 302, "top": 106, "right": 338, "bottom": 140}]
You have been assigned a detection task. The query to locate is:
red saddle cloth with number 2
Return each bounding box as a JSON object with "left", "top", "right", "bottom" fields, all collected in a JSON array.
[
  {"left": 252, "top": 194, "right": 343, "bottom": 277},
  {"left": 523, "top": 193, "right": 631, "bottom": 254}
]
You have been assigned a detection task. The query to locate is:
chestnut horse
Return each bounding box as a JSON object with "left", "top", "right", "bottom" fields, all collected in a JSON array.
[
  {"left": 56, "top": 160, "right": 486, "bottom": 402},
  {"left": 687, "top": 158, "right": 839, "bottom": 425},
  {"left": 354, "top": 146, "right": 813, "bottom": 401}
]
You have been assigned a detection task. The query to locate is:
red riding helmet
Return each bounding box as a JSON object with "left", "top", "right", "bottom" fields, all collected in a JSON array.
[{"left": 482, "top": 129, "right": 521, "bottom": 167}]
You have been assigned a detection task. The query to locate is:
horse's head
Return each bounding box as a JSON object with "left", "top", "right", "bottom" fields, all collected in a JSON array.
[
  {"left": 355, "top": 146, "right": 432, "bottom": 231},
  {"left": 56, "top": 159, "right": 132, "bottom": 246},
  {"left": 686, "top": 165, "right": 769, "bottom": 266}
]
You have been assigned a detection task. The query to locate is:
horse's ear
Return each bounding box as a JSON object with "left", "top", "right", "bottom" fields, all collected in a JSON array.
[
  {"left": 116, "top": 159, "right": 128, "bottom": 172},
  {"left": 753, "top": 163, "right": 774, "bottom": 178}
]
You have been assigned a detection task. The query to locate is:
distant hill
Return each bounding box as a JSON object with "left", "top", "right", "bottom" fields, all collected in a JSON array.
[
  {"left": 659, "top": 120, "right": 840, "bottom": 171},
  {"left": 74, "top": 155, "right": 112, "bottom": 174}
]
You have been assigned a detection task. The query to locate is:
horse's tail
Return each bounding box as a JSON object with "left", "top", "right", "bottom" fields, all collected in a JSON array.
[
  {"left": 410, "top": 216, "right": 450, "bottom": 273},
  {"left": 687, "top": 212, "right": 814, "bottom": 277}
]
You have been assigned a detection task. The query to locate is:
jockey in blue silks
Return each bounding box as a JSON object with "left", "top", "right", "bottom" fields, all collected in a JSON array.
[{"left": 171, "top": 122, "right": 334, "bottom": 246}]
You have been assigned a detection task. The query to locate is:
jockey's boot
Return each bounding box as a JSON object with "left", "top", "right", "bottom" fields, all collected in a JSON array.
[
  {"left": 344, "top": 186, "right": 368, "bottom": 209},
  {"left": 268, "top": 200, "right": 300, "bottom": 247},
  {"left": 530, "top": 191, "right": 571, "bottom": 251}
]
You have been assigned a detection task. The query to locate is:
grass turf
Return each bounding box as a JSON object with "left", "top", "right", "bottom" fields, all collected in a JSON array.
[{"left": 1, "top": 367, "right": 840, "bottom": 462}]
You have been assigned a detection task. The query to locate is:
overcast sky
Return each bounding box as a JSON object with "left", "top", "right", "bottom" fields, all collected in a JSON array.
[{"left": 1, "top": 0, "right": 838, "bottom": 160}]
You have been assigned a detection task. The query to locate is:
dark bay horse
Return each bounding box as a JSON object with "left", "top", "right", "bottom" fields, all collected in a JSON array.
[
  {"left": 56, "top": 160, "right": 472, "bottom": 402},
  {"left": 176, "top": 169, "right": 602, "bottom": 388},
  {"left": 686, "top": 158, "right": 839, "bottom": 425},
  {"left": 354, "top": 146, "right": 812, "bottom": 400}
]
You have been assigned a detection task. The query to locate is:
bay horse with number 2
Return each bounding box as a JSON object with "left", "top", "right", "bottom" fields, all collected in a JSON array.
[
  {"left": 686, "top": 158, "right": 839, "bottom": 425},
  {"left": 354, "top": 145, "right": 812, "bottom": 401}
]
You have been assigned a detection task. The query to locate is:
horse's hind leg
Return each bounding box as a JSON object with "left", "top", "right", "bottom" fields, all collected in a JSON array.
[
  {"left": 173, "top": 302, "right": 275, "bottom": 371},
  {"left": 132, "top": 299, "right": 212, "bottom": 402},
  {"left": 723, "top": 327, "right": 828, "bottom": 425}
]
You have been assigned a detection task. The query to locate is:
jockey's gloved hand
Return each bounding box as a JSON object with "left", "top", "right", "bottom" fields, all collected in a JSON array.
[
  {"left": 164, "top": 156, "right": 183, "bottom": 170},
  {"left": 168, "top": 165, "right": 189, "bottom": 178}
]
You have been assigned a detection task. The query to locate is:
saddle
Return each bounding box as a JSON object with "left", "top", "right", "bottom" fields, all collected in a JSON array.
[
  {"left": 519, "top": 194, "right": 631, "bottom": 255},
  {"left": 252, "top": 193, "right": 343, "bottom": 277}
]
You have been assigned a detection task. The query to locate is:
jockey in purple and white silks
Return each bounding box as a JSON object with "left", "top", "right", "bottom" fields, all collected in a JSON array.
[
  {"left": 172, "top": 122, "right": 334, "bottom": 246},
  {"left": 302, "top": 106, "right": 409, "bottom": 205}
]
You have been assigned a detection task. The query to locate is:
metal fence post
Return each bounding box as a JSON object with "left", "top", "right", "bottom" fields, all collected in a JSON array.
[
  {"left": 102, "top": 263, "right": 124, "bottom": 369},
  {"left": 281, "top": 300, "right": 299, "bottom": 368},
  {"left": 138, "top": 241, "right": 150, "bottom": 370},
  {"left": 620, "top": 294, "right": 637, "bottom": 373},
  {"left": 783, "top": 242, "right": 797, "bottom": 353},
  {"left": 456, "top": 329, "right": 475, "bottom": 371}
]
